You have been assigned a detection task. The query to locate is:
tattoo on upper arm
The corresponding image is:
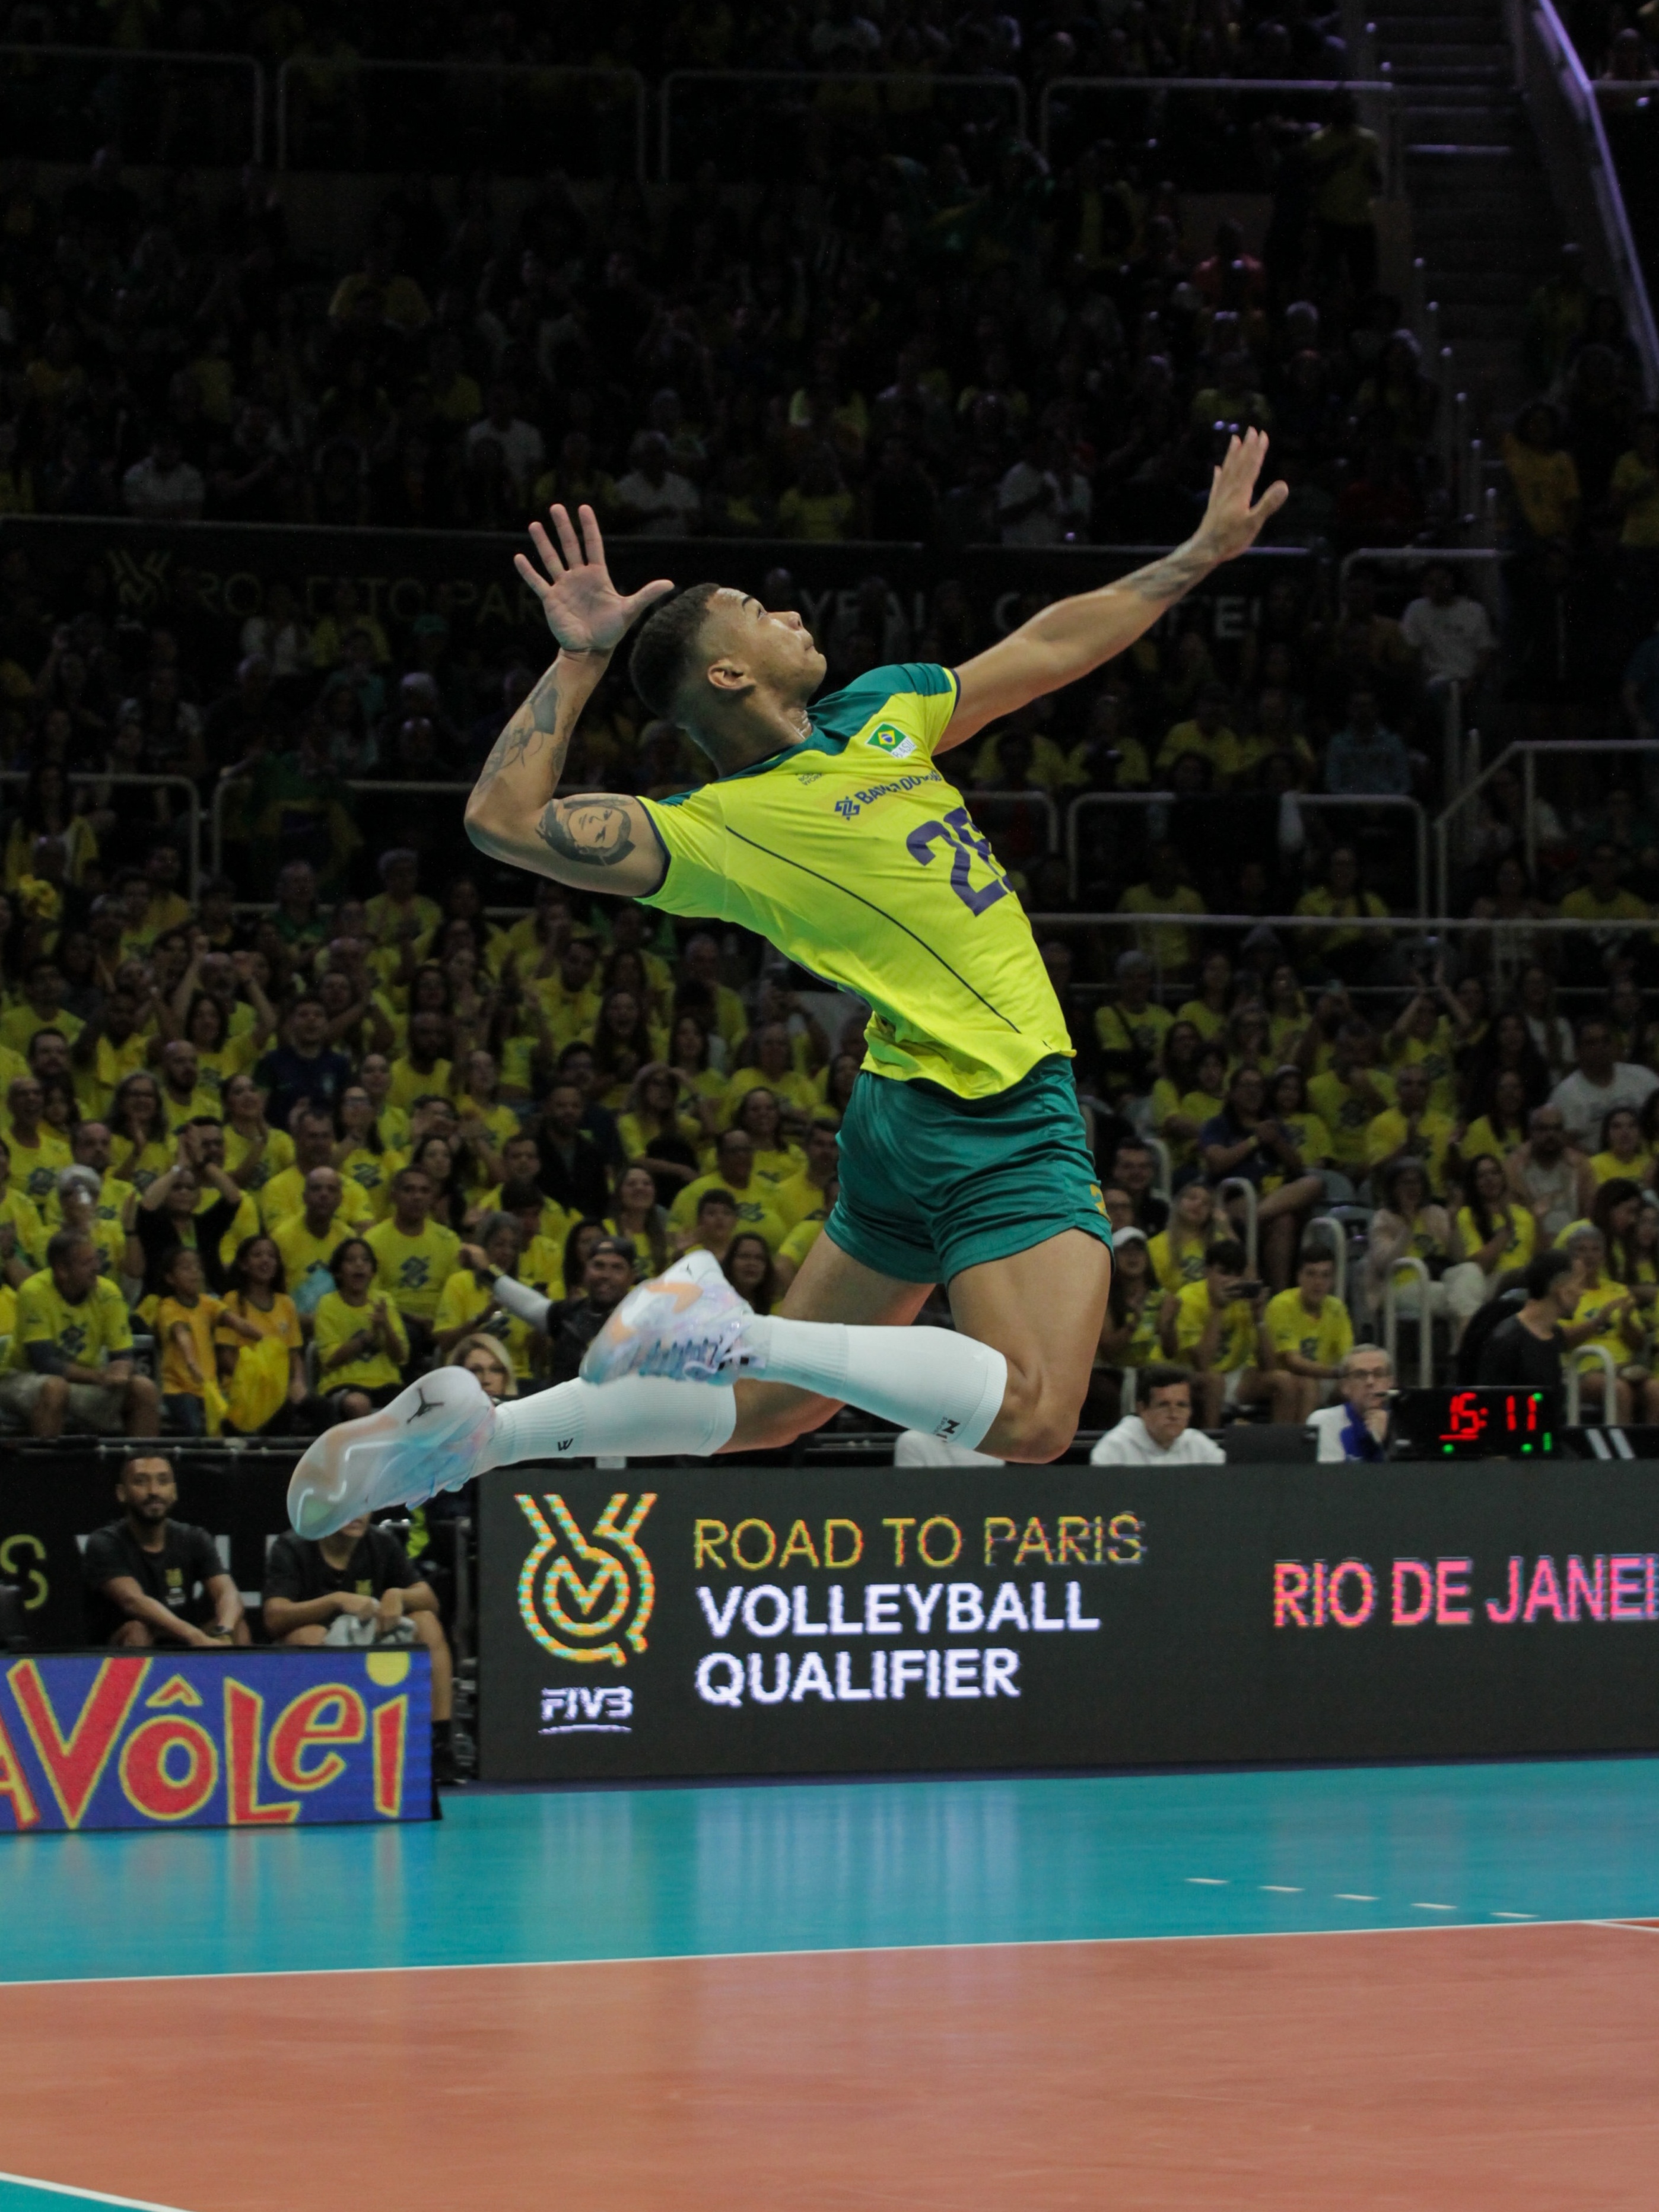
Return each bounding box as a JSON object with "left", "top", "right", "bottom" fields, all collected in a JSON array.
[
  {"left": 536, "top": 796, "right": 638, "bottom": 869},
  {"left": 1124, "top": 545, "right": 1212, "bottom": 607}
]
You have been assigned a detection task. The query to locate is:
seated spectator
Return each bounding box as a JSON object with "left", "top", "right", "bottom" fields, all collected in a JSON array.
[
  {"left": 1200, "top": 1066, "right": 1324, "bottom": 1290},
  {"left": 1089, "top": 1362, "right": 1225, "bottom": 1464},
  {"left": 262, "top": 1509, "right": 454, "bottom": 1781},
  {"left": 217, "top": 1233, "right": 309, "bottom": 1437},
  {"left": 441, "top": 1216, "right": 542, "bottom": 1383},
  {"left": 0, "top": 1230, "right": 159, "bottom": 1438},
  {"left": 543, "top": 1234, "right": 637, "bottom": 1385},
  {"left": 1115, "top": 842, "right": 1207, "bottom": 980},
  {"left": 1108, "top": 1139, "right": 1169, "bottom": 1237},
  {"left": 449, "top": 1331, "right": 518, "bottom": 1403},
  {"left": 1095, "top": 951, "right": 1174, "bottom": 1088},
  {"left": 1364, "top": 1061, "right": 1455, "bottom": 1196},
  {"left": 156, "top": 1244, "right": 260, "bottom": 1437},
  {"left": 1148, "top": 1179, "right": 1215, "bottom": 1291},
  {"left": 313, "top": 1236, "right": 411, "bottom": 1420},
  {"left": 614, "top": 431, "right": 700, "bottom": 536},
  {"left": 1366, "top": 1159, "right": 1488, "bottom": 1339},
  {"left": 135, "top": 1134, "right": 247, "bottom": 1299},
  {"left": 1453, "top": 1153, "right": 1539, "bottom": 1300},
  {"left": 1293, "top": 850, "right": 1391, "bottom": 980},
  {"left": 682, "top": 1187, "right": 739, "bottom": 1263},
  {"left": 1561, "top": 1224, "right": 1641, "bottom": 1422},
  {"left": 722, "top": 1231, "right": 777, "bottom": 1317},
  {"left": 1505, "top": 1104, "right": 1582, "bottom": 1245},
  {"left": 1324, "top": 687, "right": 1410, "bottom": 797},
  {"left": 1401, "top": 562, "right": 1495, "bottom": 698},
  {"left": 1263, "top": 1246, "right": 1354, "bottom": 1422},
  {"left": 669, "top": 1130, "right": 787, "bottom": 1250},
  {"left": 82, "top": 1452, "right": 247, "bottom": 1647},
  {"left": 1160, "top": 1237, "right": 1289, "bottom": 1426},
  {"left": 122, "top": 428, "right": 205, "bottom": 522},
  {"left": 366, "top": 1166, "right": 460, "bottom": 1371},
  {"left": 1579, "top": 1105, "right": 1654, "bottom": 1212},
  {"left": 1309, "top": 1345, "right": 1395, "bottom": 1461},
  {"left": 1095, "top": 1226, "right": 1161, "bottom": 1391},
  {"left": 1307, "top": 1018, "right": 1396, "bottom": 1177},
  {"left": 1549, "top": 1018, "right": 1659, "bottom": 1151}
]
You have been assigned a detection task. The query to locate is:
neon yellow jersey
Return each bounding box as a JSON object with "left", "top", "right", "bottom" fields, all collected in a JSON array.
[
  {"left": 639, "top": 665, "right": 1071, "bottom": 1099},
  {"left": 366, "top": 1216, "right": 460, "bottom": 1320},
  {"left": 1264, "top": 1288, "right": 1353, "bottom": 1369},
  {"left": 7, "top": 1267, "right": 132, "bottom": 1372}
]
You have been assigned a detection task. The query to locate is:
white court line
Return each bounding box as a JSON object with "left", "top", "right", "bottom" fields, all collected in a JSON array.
[
  {"left": 1412, "top": 1902, "right": 1457, "bottom": 1911},
  {"left": 0, "top": 1915, "right": 1623, "bottom": 1993},
  {"left": 1336, "top": 1893, "right": 1379, "bottom": 1902},
  {"left": 0, "top": 2175, "right": 188, "bottom": 2211}
]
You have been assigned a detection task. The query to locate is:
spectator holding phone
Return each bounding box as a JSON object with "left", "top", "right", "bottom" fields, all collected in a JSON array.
[{"left": 1161, "top": 1237, "right": 1292, "bottom": 1426}]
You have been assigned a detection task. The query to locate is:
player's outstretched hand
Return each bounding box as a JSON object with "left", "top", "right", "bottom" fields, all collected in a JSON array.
[
  {"left": 514, "top": 503, "right": 675, "bottom": 656},
  {"left": 1194, "top": 429, "right": 1289, "bottom": 564}
]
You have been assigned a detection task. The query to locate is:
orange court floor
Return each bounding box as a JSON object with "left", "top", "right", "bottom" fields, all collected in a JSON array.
[{"left": 2, "top": 1759, "right": 1659, "bottom": 2210}]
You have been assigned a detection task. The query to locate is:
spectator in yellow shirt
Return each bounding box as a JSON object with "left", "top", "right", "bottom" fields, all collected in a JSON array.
[
  {"left": 1095, "top": 948, "right": 1175, "bottom": 1085},
  {"left": 1503, "top": 401, "right": 1581, "bottom": 544},
  {"left": 1263, "top": 1247, "right": 1355, "bottom": 1420},
  {"left": 1365, "top": 1061, "right": 1455, "bottom": 1194},
  {"left": 1116, "top": 841, "right": 1207, "bottom": 978},
  {"left": 1161, "top": 1236, "right": 1291, "bottom": 1425}
]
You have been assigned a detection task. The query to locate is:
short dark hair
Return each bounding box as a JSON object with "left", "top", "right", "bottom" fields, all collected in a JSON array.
[
  {"left": 1524, "top": 1248, "right": 1574, "bottom": 1301},
  {"left": 696, "top": 1186, "right": 738, "bottom": 1217},
  {"left": 1139, "top": 1362, "right": 1193, "bottom": 1401},
  {"left": 628, "top": 583, "right": 722, "bottom": 719},
  {"left": 1205, "top": 1238, "right": 1247, "bottom": 1273},
  {"left": 46, "top": 1228, "right": 92, "bottom": 1269}
]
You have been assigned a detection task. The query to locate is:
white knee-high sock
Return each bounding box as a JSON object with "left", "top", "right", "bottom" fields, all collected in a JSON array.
[
  {"left": 737, "top": 1319, "right": 1007, "bottom": 1451},
  {"left": 482, "top": 1376, "right": 736, "bottom": 1467}
]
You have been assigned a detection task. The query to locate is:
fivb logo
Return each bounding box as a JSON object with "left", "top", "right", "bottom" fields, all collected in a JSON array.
[{"left": 516, "top": 1492, "right": 657, "bottom": 1667}]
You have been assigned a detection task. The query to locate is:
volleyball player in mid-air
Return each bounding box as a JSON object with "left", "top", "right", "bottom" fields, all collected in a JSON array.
[{"left": 287, "top": 431, "right": 1286, "bottom": 1538}]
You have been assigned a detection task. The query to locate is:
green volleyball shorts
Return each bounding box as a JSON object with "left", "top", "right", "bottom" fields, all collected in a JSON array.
[{"left": 824, "top": 1054, "right": 1115, "bottom": 1285}]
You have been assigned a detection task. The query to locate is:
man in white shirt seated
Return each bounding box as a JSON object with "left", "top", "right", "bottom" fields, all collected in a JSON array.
[
  {"left": 1309, "top": 1344, "right": 1393, "bottom": 1461},
  {"left": 1400, "top": 562, "right": 1495, "bottom": 695},
  {"left": 1089, "top": 1364, "right": 1225, "bottom": 1465},
  {"left": 1548, "top": 1016, "right": 1659, "bottom": 1151}
]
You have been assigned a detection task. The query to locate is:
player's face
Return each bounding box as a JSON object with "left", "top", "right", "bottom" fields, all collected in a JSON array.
[{"left": 710, "top": 589, "right": 827, "bottom": 701}]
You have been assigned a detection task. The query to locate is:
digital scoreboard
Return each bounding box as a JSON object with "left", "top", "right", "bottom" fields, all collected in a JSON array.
[{"left": 1393, "top": 1388, "right": 1562, "bottom": 1460}]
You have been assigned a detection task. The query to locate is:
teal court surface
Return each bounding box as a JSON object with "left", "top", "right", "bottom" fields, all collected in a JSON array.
[{"left": 2, "top": 1757, "right": 1659, "bottom": 2208}]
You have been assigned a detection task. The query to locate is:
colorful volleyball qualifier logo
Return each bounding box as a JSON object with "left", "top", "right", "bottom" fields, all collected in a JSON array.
[{"left": 516, "top": 1493, "right": 657, "bottom": 1667}]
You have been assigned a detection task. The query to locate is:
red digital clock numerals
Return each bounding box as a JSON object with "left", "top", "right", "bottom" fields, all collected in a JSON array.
[{"left": 1436, "top": 1390, "right": 1544, "bottom": 1447}]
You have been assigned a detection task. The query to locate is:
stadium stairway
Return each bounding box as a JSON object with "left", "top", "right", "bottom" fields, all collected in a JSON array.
[{"left": 1370, "top": 0, "right": 1563, "bottom": 422}]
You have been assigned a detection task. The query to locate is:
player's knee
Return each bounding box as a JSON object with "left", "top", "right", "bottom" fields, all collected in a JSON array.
[
  {"left": 112, "top": 1619, "right": 154, "bottom": 1647},
  {"left": 991, "top": 1369, "right": 1082, "bottom": 1463}
]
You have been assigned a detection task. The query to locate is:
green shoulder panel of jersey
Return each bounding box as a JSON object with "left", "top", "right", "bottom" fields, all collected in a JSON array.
[{"left": 637, "top": 663, "right": 1072, "bottom": 1100}]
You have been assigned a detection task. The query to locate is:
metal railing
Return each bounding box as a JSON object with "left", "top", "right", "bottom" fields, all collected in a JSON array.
[
  {"left": 1067, "top": 790, "right": 1429, "bottom": 913},
  {"left": 660, "top": 69, "right": 1026, "bottom": 181},
  {"left": 0, "top": 43, "right": 263, "bottom": 163},
  {"left": 1306, "top": 1212, "right": 1349, "bottom": 1303},
  {"left": 1431, "top": 737, "right": 1659, "bottom": 915},
  {"left": 962, "top": 787, "right": 1059, "bottom": 855},
  {"left": 276, "top": 58, "right": 647, "bottom": 180},
  {"left": 1382, "top": 1255, "right": 1434, "bottom": 1387},
  {"left": 1567, "top": 1342, "right": 1619, "bottom": 1424},
  {"left": 1037, "top": 76, "right": 1401, "bottom": 192},
  {"left": 8, "top": 773, "right": 202, "bottom": 900},
  {"left": 1520, "top": 0, "right": 1659, "bottom": 400}
]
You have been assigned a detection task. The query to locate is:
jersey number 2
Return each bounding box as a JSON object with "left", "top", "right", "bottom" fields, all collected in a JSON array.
[{"left": 905, "top": 808, "right": 1009, "bottom": 917}]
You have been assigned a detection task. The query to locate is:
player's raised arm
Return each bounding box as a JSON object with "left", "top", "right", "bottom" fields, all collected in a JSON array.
[
  {"left": 463, "top": 503, "right": 674, "bottom": 898},
  {"left": 942, "top": 429, "right": 1288, "bottom": 749}
]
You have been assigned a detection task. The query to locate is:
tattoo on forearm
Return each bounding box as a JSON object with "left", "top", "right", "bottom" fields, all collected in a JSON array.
[
  {"left": 474, "top": 669, "right": 565, "bottom": 795},
  {"left": 536, "top": 796, "right": 637, "bottom": 869},
  {"left": 1123, "top": 542, "right": 1213, "bottom": 608}
]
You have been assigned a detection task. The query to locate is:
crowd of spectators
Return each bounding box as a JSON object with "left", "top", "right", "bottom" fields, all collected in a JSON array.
[{"left": 0, "top": 49, "right": 1422, "bottom": 560}]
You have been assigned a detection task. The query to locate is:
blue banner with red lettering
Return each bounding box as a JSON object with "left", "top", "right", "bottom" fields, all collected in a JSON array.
[{"left": 0, "top": 1649, "right": 431, "bottom": 1832}]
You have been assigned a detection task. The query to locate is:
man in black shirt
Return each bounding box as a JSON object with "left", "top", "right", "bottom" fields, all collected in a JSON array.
[
  {"left": 544, "top": 1235, "right": 637, "bottom": 1384},
  {"left": 1476, "top": 1250, "right": 1575, "bottom": 1390},
  {"left": 254, "top": 995, "right": 354, "bottom": 1130},
  {"left": 262, "top": 1511, "right": 453, "bottom": 1772},
  {"left": 535, "top": 1079, "right": 612, "bottom": 1218},
  {"left": 82, "top": 1454, "right": 247, "bottom": 1647}
]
